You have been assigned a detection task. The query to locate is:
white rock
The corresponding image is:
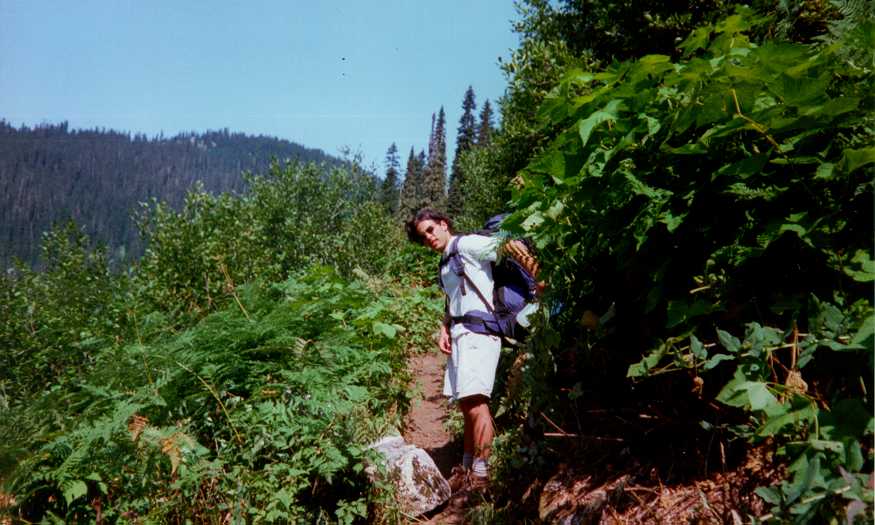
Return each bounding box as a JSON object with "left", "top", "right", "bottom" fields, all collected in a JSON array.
[{"left": 366, "top": 435, "right": 451, "bottom": 516}]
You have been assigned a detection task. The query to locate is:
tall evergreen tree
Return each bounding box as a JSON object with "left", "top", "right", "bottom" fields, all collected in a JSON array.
[
  {"left": 417, "top": 149, "right": 428, "bottom": 211},
  {"left": 419, "top": 113, "right": 436, "bottom": 211},
  {"left": 476, "top": 99, "right": 494, "bottom": 146},
  {"left": 380, "top": 143, "right": 400, "bottom": 215},
  {"left": 426, "top": 113, "right": 436, "bottom": 160},
  {"left": 415, "top": 149, "right": 426, "bottom": 182},
  {"left": 398, "top": 147, "right": 421, "bottom": 219},
  {"left": 448, "top": 87, "right": 478, "bottom": 216},
  {"left": 421, "top": 107, "right": 448, "bottom": 210}
]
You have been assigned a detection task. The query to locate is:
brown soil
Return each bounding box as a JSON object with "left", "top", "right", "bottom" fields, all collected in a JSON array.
[{"left": 402, "top": 350, "right": 466, "bottom": 524}]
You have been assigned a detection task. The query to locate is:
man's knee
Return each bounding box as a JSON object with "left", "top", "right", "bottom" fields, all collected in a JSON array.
[{"left": 459, "top": 394, "right": 489, "bottom": 413}]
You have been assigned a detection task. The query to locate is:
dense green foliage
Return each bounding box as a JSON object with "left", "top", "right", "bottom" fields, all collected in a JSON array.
[
  {"left": 473, "top": 4, "right": 874, "bottom": 523},
  {"left": 4, "top": 268, "right": 439, "bottom": 523},
  {"left": 0, "top": 223, "right": 131, "bottom": 402},
  {"left": 0, "top": 121, "right": 341, "bottom": 268},
  {"left": 1, "top": 160, "right": 442, "bottom": 522},
  {"left": 135, "top": 160, "right": 396, "bottom": 319}
]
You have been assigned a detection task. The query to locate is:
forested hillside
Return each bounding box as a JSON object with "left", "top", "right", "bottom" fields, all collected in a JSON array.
[
  {"left": 0, "top": 0, "right": 872, "bottom": 523},
  {"left": 0, "top": 121, "right": 340, "bottom": 267}
]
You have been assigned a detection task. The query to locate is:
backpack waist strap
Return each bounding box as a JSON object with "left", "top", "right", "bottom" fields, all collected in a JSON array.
[{"left": 448, "top": 312, "right": 500, "bottom": 336}]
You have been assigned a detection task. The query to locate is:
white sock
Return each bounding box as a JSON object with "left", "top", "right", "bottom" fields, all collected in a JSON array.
[
  {"left": 472, "top": 457, "right": 488, "bottom": 478},
  {"left": 462, "top": 453, "right": 473, "bottom": 469}
]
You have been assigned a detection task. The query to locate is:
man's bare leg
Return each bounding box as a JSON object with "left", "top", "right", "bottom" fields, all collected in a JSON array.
[
  {"left": 462, "top": 403, "right": 475, "bottom": 458},
  {"left": 462, "top": 395, "right": 493, "bottom": 460},
  {"left": 460, "top": 394, "right": 493, "bottom": 489}
]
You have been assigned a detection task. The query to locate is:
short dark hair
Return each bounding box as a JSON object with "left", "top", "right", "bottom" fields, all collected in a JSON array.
[{"left": 405, "top": 208, "right": 454, "bottom": 244}]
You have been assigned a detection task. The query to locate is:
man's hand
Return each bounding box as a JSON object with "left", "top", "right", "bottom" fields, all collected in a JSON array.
[{"left": 438, "top": 323, "right": 451, "bottom": 355}]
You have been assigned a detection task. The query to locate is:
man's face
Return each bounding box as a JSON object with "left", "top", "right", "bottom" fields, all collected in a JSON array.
[{"left": 415, "top": 219, "right": 451, "bottom": 252}]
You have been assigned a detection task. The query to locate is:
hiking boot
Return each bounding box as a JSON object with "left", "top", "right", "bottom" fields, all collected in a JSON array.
[
  {"left": 447, "top": 465, "right": 469, "bottom": 494},
  {"left": 447, "top": 474, "right": 491, "bottom": 510},
  {"left": 468, "top": 473, "right": 490, "bottom": 494}
]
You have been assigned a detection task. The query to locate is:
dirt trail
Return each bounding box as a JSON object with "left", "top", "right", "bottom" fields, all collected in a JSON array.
[{"left": 402, "top": 350, "right": 465, "bottom": 524}]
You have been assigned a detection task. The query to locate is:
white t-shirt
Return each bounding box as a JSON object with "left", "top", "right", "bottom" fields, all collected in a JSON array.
[{"left": 440, "top": 234, "right": 499, "bottom": 338}]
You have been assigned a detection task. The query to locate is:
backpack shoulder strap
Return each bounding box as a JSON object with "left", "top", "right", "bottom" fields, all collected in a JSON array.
[
  {"left": 438, "top": 236, "right": 462, "bottom": 292},
  {"left": 439, "top": 236, "right": 495, "bottom": 313}
]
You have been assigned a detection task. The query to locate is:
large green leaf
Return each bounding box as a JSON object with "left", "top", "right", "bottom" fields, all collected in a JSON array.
[
  {"left": 757, "top": 397, "right": 817, "bottom": 436},
  {"left": 62, "top": 479, "right": 89, "bottom": 505},
  {"left": 844, "top": 250, "right": 875, "bottom": 282},
  {"left": 801, "top": 96, "right": 861, "bottom": 119},
  {"left": 715, "top": 153, "right": 770, "bottom": 180},
  {"left": 747, "top": 382, "right": 779, "bottom": 411},
  {"left": 578, "top": 99, "right": 624, "bottom": 148},
  {"left": 717, "top": 329, "right": 741, "bottom": 353},
  {"left": 819, "top": 399, "right": 875, "bottom": 442},
  {"left": 680, "top": 25, "right": 713, "bottom": 56},
  {"left": 851, "top": 314, "right": 874, "bottom": 347},
  {"left": 769, "top": 73, "right": 831, "bottom": 107},
  {"left": 703, "top": 353, "right": 735, "bottom": 370},
  {"left": 627, "top": 343, "right": 667, "bottom": 378},
  {"left": 840, "top": 146, "right": 875, "bottom": 174}
]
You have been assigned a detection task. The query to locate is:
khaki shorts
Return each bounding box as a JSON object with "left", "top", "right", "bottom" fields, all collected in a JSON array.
[{"left": 443, "top": 331, "right": 502, "bottom": 401}]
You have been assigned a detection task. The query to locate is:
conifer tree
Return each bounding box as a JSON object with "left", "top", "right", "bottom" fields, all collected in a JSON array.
[
  {"left": 426, "top": 113, "right": 436, "bottom": 160},
  {"left": 398, "top": 147, "right": 420, "bottom": 219},
  {"left": 477, "top": 99, "right": 494, "bottom": 146},
  {"left": 448, "top": 87, "right": 478, "bottom": 216},
  {"left": 419, "top": 113, "right": 436, "bottom": 210},
  {"left": 415, "top": 149, "right": 426, "bottom": 182},
  {"left": 421, "top": 107, "right": 447, "bottom": 210},
  {"left": 380, "top": 143, "right": 400, "bottom": 215}
]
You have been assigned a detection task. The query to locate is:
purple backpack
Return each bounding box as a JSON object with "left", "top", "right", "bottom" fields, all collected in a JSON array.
[{"left": 439, "top": 214, "right": 538, "bottom": 343}]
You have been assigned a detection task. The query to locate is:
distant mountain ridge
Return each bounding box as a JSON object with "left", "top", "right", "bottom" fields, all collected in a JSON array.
[{"left": 0, "top": 120, "right": 343, "bottom": 267}]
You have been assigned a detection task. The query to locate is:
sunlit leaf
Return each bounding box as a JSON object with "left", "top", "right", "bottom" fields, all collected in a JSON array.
[
  {"left": 578, "top": 99, "right": 623, "bottom": 148},
  {"left": 62, "top": 479, "right": 88, "bottom": 505}
]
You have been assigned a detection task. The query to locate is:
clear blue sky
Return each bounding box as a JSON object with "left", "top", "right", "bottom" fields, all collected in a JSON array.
[{"left": 0, "top": 1, "right": 520, "bottom": 173}]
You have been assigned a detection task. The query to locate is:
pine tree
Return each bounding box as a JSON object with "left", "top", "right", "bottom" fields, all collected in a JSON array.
[
  {"left": 414, "top": 149, "right": 427, "bottom": 211},
  {"left": 397, "top": 147, "right": 429, "bottom": 221},
  {"left": 415, "top": 149, "right": 426, "bottom": 180},
  {"left": 419, "top": 113, "right": 436, "bottom": 210},
  {"left": 448, "top": 87, "right": 477, "bottom": 216},
  {"left": 476, "top": 99, "right": 494, "bottom": 146},
  {"left": 397, "top": 146, "right": 419, "bottom": 220},
  {"left": 421, "top": 107, "right": 447, "bottom": 210},
  {"left": 380, "top": 143, "right": 400, "bottom": 215},
  {"left": 427, "top": 113, "right": 436, "bottom": 160}
]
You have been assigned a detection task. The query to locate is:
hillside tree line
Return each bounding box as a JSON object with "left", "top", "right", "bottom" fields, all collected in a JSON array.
[{"left": 0, "top": 120, "right": 340, "bottom": 268}]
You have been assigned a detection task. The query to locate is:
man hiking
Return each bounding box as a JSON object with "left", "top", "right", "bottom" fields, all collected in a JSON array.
[{"left": 405, "top": 208, "right": 540, "bottom": 497}]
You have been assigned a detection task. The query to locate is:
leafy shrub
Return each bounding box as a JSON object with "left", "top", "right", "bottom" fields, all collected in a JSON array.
[
  {"left": 0, "top": 222, "right": 130, "bottom": 403},
  {"left": 135, "top": 160, "right": 404, "bottom": 320},
  {"left": 500, "top": 7, "right": 873, "bottom": 522}
]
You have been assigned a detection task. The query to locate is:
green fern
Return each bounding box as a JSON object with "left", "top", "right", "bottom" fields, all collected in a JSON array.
[{"left": 4, "top": 266, "right": 438, "bottom": 522}]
